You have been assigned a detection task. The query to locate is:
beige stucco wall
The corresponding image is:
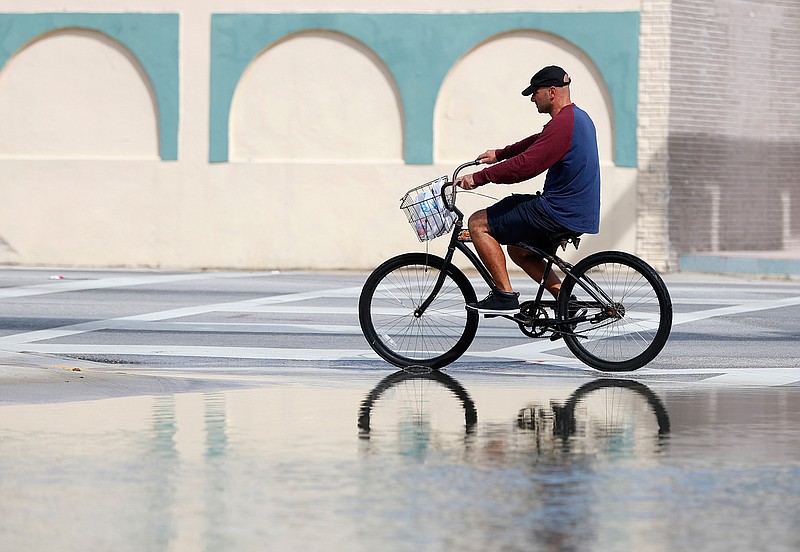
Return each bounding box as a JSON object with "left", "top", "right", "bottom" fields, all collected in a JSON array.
[{"left": 0, "top": 1, "right": 639, "bottom": 270}]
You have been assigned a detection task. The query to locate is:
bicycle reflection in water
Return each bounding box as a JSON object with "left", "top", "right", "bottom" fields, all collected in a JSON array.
[
  {"left": 357, "top": 369, "right": 670, "bottom": 462},
  {"left": 358, "top": 367, "right": 478, "bottom": 460}
]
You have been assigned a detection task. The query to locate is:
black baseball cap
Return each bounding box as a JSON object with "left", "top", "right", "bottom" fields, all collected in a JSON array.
[{"left": 521, "top": 66, "right": 571, "bottom": 96}]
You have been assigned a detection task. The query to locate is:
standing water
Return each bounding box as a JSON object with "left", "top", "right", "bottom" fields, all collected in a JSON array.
[{"left": 1, "top": 370, "right": 798, "bottom": 551}]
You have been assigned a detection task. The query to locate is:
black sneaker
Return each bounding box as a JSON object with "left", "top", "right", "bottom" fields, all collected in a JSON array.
[{"left": 466, "top": 290, "right": 520, "bottom": 314}]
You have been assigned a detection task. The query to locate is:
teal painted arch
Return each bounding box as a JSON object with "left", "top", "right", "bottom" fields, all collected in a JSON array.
[
  {"left": 210, "top": 12, "right": 639, "bottom": 166},
  {"left": 0, "top": 13, "right": 179, "bottom": 161}
]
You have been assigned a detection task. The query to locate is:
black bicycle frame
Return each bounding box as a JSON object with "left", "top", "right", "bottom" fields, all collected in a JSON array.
[{"left": 414, "top": 160, "right": 616, "bottom": 323}]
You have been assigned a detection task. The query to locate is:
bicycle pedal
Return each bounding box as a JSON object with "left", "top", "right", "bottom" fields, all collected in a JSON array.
[
  {"left": 567, "top": 307, "right": 588, "bottom": 320},
  {"left": 512, "top": 313, "right": 534, "bottom": 325}
]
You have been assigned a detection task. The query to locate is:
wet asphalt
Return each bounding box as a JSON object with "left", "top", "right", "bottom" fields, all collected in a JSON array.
[{"left": 0, "top": 268, "right": 798, "bottom": 550}]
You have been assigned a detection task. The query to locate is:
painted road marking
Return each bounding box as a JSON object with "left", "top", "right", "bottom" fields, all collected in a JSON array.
[
  {"left": 1, "top": 273, "right": 799, "bottom": 385},
  {"left": 0, "top": 272, "right": 255, "bottom": 300}
]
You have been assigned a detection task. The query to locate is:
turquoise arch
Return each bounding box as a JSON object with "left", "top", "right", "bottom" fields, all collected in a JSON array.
[
  {"left": 0, "top": 13, "right": 179, "bottom": 161},
  {"left": 211, "top": 12, "right": 639, "bottom": 166}
]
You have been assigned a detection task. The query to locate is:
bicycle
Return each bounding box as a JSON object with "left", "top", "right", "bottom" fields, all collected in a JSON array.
[{"left": 358, "top": 161, "right": 672, "bottom": 372}]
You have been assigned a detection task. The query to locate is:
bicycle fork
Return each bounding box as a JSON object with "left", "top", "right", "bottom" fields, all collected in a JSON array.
[{"left": 413, "top": 222, "right": 486, "bottom": 317}]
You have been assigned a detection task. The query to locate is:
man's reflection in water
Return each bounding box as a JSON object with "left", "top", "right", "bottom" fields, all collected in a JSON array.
[
  {"left": 357, "top": 371, "right": 672, "bottom": 549},
  {"left": 517, "top": 378, "right": 671, "bottom": 457},
  {"left": 514, "top": 379, "right": 670, "bottom": 550}
]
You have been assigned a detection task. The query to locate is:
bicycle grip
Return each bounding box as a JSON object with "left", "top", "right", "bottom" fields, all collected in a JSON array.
[
  {"left": 441, "top": 181, "right": 457, "bottom": 212},
  {"left": 443, "top": 159, "right": 481, "bottom": 213}
]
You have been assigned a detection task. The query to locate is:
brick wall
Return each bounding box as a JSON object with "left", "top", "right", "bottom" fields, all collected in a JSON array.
[
  {"left": 667, "top": 0, "right": 800, "bottom": 254},
  {"left": 638, "top": 0, "right": 675, "bottom": 270}
]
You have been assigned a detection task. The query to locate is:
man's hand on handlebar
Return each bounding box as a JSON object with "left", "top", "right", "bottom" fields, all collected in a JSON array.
[
  {"left": 456, "top": 150, "right": 498, "bottom": 190},
  {"left": 456, "top": 173, "right": 480, "bottom": 190},
  {"left": 477, "top": 149, "right": 498, "bottom": 165}
]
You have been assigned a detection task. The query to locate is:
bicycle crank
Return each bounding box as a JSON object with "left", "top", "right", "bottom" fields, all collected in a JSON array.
[{"left": 515, "top": 303, "right": 550, "bottom": 338}]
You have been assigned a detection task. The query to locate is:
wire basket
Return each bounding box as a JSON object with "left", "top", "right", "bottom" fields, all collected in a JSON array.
[{"left": 400, "top": 176, "right": 456, "bottom": 241}]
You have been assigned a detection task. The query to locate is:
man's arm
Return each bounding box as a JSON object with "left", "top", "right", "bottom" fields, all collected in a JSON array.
[
  {"left": 457, "top": 135, "right": 541, "bottom": 189},
  {"left": 494, "top": 133, "right": 540, "bottom": 161},
  {"left": 473, "top": 110, "right": 574, "bottom": 185}
]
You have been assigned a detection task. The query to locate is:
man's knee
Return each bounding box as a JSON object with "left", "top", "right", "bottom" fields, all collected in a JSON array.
[{"left": 468, "top": 210, "right": 489, "bottom": 233}]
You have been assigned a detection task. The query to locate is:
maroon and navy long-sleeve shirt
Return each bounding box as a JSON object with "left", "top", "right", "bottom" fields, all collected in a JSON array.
[{"left": 472, "top": 103, "right": 601, "bottom": 234}]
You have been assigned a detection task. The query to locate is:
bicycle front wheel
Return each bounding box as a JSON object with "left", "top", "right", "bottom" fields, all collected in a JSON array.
[
  {"left": 359, "top": 253, "right": 479, "bottom": 368},
  {"left": 557, "top": 251, "right": 672, "bottom": 372}
]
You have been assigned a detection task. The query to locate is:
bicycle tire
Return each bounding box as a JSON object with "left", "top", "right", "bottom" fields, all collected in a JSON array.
[
  {"left": 359, "top": 253, "right": 479, "bottom": 368},
  {"left": 556, "top": 251, "right": 672, "bottom": 372},
  {"left": 558, "top": 378, "right": 670, "bottom": 437},
  {"left": 358, "top": 368, "right": 478, "bottom": 434}
]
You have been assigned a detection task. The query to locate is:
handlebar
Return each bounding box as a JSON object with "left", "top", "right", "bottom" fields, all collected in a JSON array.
[
  {"left": 441, "top": 159, "right": 481, "bottom": 215},
  {"left": 452, "top": 159, "right": 482, "bottom": 182}
]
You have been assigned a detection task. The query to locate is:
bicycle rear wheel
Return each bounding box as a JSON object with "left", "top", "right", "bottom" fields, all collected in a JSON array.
[
  {"left": 557, "top": 251, "right": 672, "bottom": 372},
  {"left": 359, "top": 253, "right": 478, "bottom": 368}
]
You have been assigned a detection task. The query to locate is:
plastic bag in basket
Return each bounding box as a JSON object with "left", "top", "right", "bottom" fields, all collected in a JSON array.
[{"left": 412, "top": 177, "right": 455, "bottom": 241}]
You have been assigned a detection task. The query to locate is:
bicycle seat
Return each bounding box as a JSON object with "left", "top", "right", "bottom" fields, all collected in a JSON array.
[
  {"left": 513, "top": 230, "right": 582, "bottom": 254},
  {"left": 550, "top": 230, "right": 582, "bottom": 251}
]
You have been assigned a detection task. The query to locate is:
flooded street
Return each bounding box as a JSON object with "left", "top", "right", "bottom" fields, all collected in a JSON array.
[
  {"left": 1, "top": 369, "right": 798, "bottom": 551},
  {"left": 1, "top": 269, "right": 799, "bottom": 550}
]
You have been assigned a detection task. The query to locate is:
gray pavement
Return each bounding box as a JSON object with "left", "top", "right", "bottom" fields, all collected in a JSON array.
[{"left": 1, "top": 267, "right": 798, "bottom": 387}]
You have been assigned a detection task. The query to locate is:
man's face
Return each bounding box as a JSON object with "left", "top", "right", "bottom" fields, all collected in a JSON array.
[{"left": 530, "top": 86, "right": 551, "bottom": 113}]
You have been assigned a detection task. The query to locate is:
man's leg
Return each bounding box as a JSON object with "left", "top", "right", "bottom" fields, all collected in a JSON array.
[
  {"left": 508, "top": 245, "right": 562, "bottom": 299},
  {"left": 468, "top": 209, "right": 513, "bottom": 292}
]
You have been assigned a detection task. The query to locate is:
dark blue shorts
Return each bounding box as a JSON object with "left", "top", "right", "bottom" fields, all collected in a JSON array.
[{"left": 487, "top": 194, "right": 571, "bottom": 253}]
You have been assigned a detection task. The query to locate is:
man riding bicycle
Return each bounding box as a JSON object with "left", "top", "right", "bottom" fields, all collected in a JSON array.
[{"left": 455, "top": 65, "right": 601, "bottom": 315}]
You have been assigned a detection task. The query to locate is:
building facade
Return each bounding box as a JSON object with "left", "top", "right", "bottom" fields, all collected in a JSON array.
[
  {"left": 0, "top": 1, "right": 796, "bottom": 272},
  {"left": 638, "top": 0, "right": 800, "bottom": 272}
]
